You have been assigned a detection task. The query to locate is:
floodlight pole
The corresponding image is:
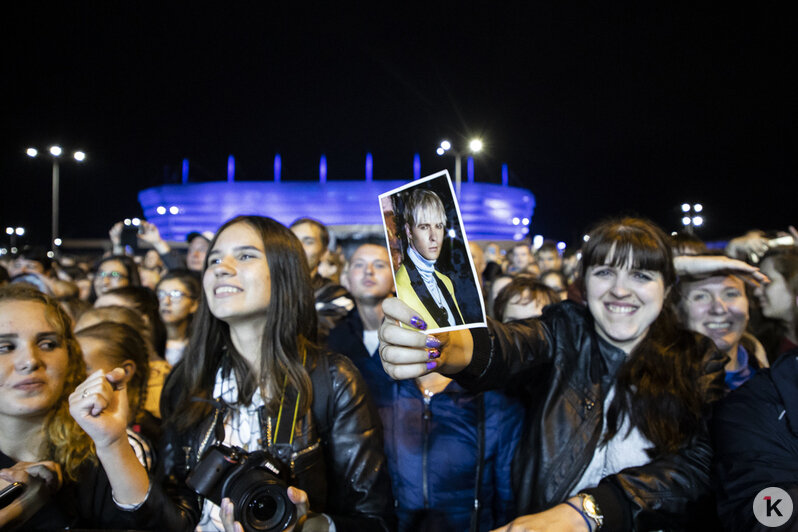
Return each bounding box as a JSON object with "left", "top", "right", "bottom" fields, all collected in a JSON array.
[
  {"left": 454, "top": 154, "right": 462, "bottom": 198},
  {"left": 52, "top": 159, "right": 60, "bottom": 250}
]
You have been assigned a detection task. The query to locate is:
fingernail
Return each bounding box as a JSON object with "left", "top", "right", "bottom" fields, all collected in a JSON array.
[
  {"left": 410, "top": 316, "right": 427, "bottom": 330},
  {"left": 427, "top": 348, "right": 441, "bottom": 360},
  {"left": 426, "top": 360, "right": 438, "bottom": 370},
  {"left": 425, "top": 336, "right": 442, "bottom": 348}
]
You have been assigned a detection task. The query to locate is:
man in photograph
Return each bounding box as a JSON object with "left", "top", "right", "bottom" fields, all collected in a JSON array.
[{"left": 395, "top": 188, "right": 464, "bottom": 329}]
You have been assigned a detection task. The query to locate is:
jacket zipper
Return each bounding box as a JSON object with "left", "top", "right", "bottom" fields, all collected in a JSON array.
[
  {"left": 422, "top": 390, "right": 433, "bottom": 508},
  {"left": 290, "top": 440, "right": 321, "bottom": 470}
]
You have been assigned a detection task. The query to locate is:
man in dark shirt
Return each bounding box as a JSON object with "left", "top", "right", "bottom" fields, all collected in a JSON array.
[{"left": 327, "top": 243, "right": 394, "bottom": 403}]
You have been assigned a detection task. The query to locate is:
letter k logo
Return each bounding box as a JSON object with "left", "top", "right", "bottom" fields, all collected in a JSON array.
[
  {"left": 765, "top": 496, "right": 783, "bottom": 517},
  {"left": 754, "top": 487, "right": 792, "bottom": 526}
]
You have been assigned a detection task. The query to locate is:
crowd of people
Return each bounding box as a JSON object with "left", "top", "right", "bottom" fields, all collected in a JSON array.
[{"left": 0, "top": 213, "right": 796, "bottom": 531}]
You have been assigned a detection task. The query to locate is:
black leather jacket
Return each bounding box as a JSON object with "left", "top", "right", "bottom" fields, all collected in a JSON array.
[
  {"left": 455, "top": 301, "right": 725, "bottom": 532},
  {"left": 127, "top": 352, "right": 396, "bottom": 531}
]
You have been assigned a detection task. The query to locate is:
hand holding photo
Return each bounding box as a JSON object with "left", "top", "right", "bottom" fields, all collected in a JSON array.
[{"left": 379, "top": 171, "right": 486, "bottom": 333}]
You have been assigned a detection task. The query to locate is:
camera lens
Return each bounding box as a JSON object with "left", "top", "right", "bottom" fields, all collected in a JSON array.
[
  {"left": 249, "top": 495, "right": 277, "bottom": 523},
  {"left": 246, "top": 492, "right": 283, "bottom": 527},
  {"left": 228, "top": 471, "right": 295, "bottom": 532}
]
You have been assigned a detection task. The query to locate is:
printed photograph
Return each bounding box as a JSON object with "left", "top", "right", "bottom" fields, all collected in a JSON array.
[{"left": 379, "top": 171, "right": 487, "bottom": 333}]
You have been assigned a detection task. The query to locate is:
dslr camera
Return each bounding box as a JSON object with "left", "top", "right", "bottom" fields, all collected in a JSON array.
[{"left": 186, "top": 444, "right": 296, "bottom": 532}]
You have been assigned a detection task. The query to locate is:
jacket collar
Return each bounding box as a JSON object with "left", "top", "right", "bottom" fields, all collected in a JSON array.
[{"left": 556, "top": 301, "right": 628, "bottom": 386}]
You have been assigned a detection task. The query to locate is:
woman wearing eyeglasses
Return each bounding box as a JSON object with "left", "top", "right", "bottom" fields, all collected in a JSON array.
[
  {"left": 156, "top": 270, "right": 200, "bottom": 366},
  {"left": 91, "top": 256, "right": 140, "bottom": 301}
]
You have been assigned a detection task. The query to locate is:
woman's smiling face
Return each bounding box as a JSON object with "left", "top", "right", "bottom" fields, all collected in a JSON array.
[
  {"left": 203, "top": 222, "right": 272, "bottom": 326},
  {"left": 586, "top": 252, "right": 666, "bottom": 354},
  {"left": 678, "top": 275, "right": 749, "bottom": 355}
]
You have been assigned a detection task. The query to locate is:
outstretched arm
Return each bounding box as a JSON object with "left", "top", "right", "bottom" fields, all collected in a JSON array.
[
  {"left": 673, "top": 255, "right": 768, "bottom": 285},
  {"left": 137, "top": 221, "right": 172, "bottom": 256}
]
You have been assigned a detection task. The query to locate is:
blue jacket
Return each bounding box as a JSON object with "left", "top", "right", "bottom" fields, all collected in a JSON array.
[
  {"left": 328, "top": 308, "right": 523, "bottom": 531},
  {"left": 712, "top": 349, "right": 798, "bottom": 531}
]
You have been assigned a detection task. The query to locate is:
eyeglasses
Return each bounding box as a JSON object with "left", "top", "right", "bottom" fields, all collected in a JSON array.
[
  {"left": 157, "top": 289, "right": 191, "bottom": 302},
  {"left": 96, "top": 271, "right": 128, "bottom": 280}
]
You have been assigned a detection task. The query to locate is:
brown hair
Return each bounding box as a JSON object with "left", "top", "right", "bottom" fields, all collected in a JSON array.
[
  {"left": 289, "top": 217, "right": 330, "bottom": 251},
  {"left": 0, "top": 286, "right": 95, "bottom": 481},
  {"left": 756, "top": 246, "right": 798, "bottom": 351},
  {"left": 493, "top": 278, "right": 559, "bottom": 322},
  {"left": 761, "top": 246, "right": 798, "bottom": 299},
  {"left": 76, "top": 322, "right": 150, "bottom": 420},
  {"left": 76, "top": 305, "right": 156, "bottom": 360},
  {"left": 578, "top": 217, "right": 676, "bottom": 291}
]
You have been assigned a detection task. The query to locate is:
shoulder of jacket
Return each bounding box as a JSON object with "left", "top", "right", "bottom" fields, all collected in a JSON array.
[
  {"left": 542, "top": 299, "right": 589, "bottom": 321},
  {"left": 312, "top": 351, "right": 361, "bottom": 387},
  {"left": 538, "top": 300, "right": 592, "bottom": 344}
]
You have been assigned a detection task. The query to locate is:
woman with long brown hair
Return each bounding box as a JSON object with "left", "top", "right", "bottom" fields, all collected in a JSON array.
[
  {"left": 379, "top": 217, "right": 763, "bottom": 531},
  {"left": 69, "top": 215, "right": 394, "bottom": 531}
]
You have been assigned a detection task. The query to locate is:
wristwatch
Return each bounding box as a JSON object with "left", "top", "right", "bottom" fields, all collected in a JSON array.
[{"left": 578, "top": 493, "right": 604, "bottom": 529}]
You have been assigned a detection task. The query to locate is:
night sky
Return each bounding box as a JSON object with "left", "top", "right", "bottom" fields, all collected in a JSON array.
[{"left": 2, "top": 5, "right": 794, "bottom": 248}]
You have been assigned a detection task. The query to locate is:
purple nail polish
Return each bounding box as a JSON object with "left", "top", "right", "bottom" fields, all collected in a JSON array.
[
  {"left": 426, "top": 360, "right": 438, "bottom": 371},
  {"left": 427, "top": 348, "right": 441, "bottom": 360},
  {"left": 410, "top": 316, "right": 427, "bottom": 330},
  {"left": 425, "top": 335, "right": 442, "bottom": 348}
]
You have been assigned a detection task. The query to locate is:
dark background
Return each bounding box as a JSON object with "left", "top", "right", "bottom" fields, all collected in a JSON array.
[{"left": 2, "top": 4, "right": 794, "bottom": 248}]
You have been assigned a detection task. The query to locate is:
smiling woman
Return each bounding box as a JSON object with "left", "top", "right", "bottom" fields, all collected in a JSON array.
[
  {"left": 67, "top": 215, "right": 395, "bottom": 532},
  {"left": 379, "top": 217, "right": 741, "bottom": 531},
  {"left": 675, "top": 271, "right": 769, "bottom": 391}
]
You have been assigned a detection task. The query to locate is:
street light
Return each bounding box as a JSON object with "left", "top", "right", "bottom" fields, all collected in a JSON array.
[
  {"left": 5, "top": 226, "right": 25, "bottom": 250},
  {"left": 27, "top": 145, "right": 86, "bottom": 251},
  {"left": 436, "top": 138, "right": 484, "bottom": 197},
  {"left": 680, "top": 203, "right": 704, "bottom": 234}
]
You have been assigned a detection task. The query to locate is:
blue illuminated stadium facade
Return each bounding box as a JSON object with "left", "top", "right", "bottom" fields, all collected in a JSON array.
[{"left": 139, "top": 179, "right": 535, "bottom": 242}]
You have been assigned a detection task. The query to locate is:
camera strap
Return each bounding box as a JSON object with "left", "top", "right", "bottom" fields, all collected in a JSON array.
[{"left": 272, "top": 349, "right": 307, "bottom": 446}]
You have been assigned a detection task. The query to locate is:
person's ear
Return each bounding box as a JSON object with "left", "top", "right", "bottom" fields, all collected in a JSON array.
[
  {"left": 188, "top": 298, "right": 199, "bottom": 314},
  {"left": 405, "top": 224, "right": 412, "bottom": 242},
  {"left": 119, "top": 360, "right": 137, "bottom": 385}
]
